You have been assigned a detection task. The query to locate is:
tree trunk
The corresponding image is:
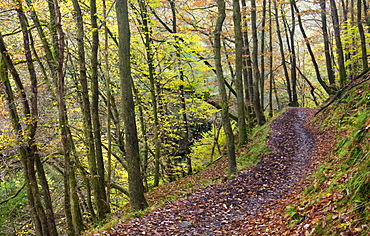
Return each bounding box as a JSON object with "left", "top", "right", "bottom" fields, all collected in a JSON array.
[
  {"left": 292, "top": 1, "right": 333, "bottom": 95},
  {"left": 251, "top": 0, "right": 266, "bottom": 125},
  {"left": 215, "top": 0, "right": 237, "bottom": 175},
  {"left": 90, "top": 0, "right": 110, "bottom": 218},
  {"left": 260, "top": 0, "right": 267, "bottom": 109},
  {"left": 54, "top": 0, "right": 84, "bottom": 233},
  {"left": 0, "top": 29, "right": 57, "bottom": 236},
  {"left": 16, "top": 3, "right": 59, "bottom": 234},
  {"left": 268, "top": 0, "right": 274, "bottom": 117},
  {"left": 71, "top": 0, "right": 100, "bottom": 220},
  {"left": 274, "top": 0, "right": 292, "bottom": 104},
  {"left": 116, "top": 0, "right": 149, "bottom": 211},
  {"left": 320, "top": 0, "right": 336, "bottom": 87},
  {"left": 137, "top": 0, "right": 162, "bottom": 187},
  {"left": 54, "top": 13, "right": 75, "bottom": 236},
  {"left": 103, "top": 0, "right": 113, "bottom": 207},
  {"left": 330, "top": 0, "right": 347, "bottom": 85},
  {"left": 364, "top": 0, "right": 370, "bottom": 32},
  {"left": 241, "top": 0, "right": 255, "bottom": 123},
  {"left": 290, "top": 0, "right": 299, "bottom": 107},
  {"left": 357, "top": 0, "right": 368, "bottom": 70},
  {"left": 233, "top": 0, "right": 247, "bottom": 145},
  {"left": 25, "top": 1, "right": 83, "bottom": 230}
]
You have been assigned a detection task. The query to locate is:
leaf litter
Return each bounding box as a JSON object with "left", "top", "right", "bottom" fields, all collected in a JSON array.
[{"left": 97, "top": 108, "right": 331, "bottom": 235}]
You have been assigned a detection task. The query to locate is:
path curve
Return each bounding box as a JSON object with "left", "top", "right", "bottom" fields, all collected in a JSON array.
[{"left": 103, "top": 108, "right": 318, "bottom": 235}]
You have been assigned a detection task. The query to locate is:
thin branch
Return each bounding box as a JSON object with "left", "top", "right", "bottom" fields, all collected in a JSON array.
[
  {"left": 315, "top": 67, "right": 370, "bottom": 115},
  {"left": 0, "top": 183, "right": 26, "bottom": 205}
]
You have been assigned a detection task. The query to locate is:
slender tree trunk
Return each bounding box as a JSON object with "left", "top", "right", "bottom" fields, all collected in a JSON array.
[
  {"left": 138, "top": 103, "right": 149, "bottom": 192},
  {"left": 260, "top": 0, "right": 267, "bottom": 109},
  {"left": 137, "top": 0, "right": 162, "bottom": 187},
  {"left": 290, "top": 0, "right": 299, "bottom": 107},
  {"left": 0, "top": 33, "right": 40, "bottom": 236},
  {"left": 330, "top": 0, "right": 347, "bottom": 85},
  {"left": 341, "top": 0, "right": 355, "bottom": 77},
  {"left": 90, "top": 0, "right": 110, "bottom": 218},
  {"left": 0, "top": 29, "right": 57, "bottom": 236},
  {"left": 116, "top": 0, "right": 149, "bottom": 211},
  {"left": 25, "top": 0, "right": 57, "bottom": 79},
  {"left": 54, "top": 0, "right": 84, "bottom": 233},
  {"left": 47, "top": 0, "right": 59, "bottom": 61},
  {"left": 357, "top": 0, "right": 368, "bottom": 70},
  {"left": 1, "top": 50, "right": 47, "bottom": 236},
  {"left": 274, "top": 0, "right": 292, "bottom": 104},
  {"left": 71, "top": 0, "right": 100, "bottom": 220},
  {"left": 103, "top": 0, "right": 113, "bottom": 207},
  {"left": 320, "top": 0, "right": 336, "bottom": 87},
  {"left": 241, "top": 0, "right": 254, "bottom": 123},
  {"left": 364, "top": 0, "right": 370, "bottom": 32},
  {"left": 16, "top": 3, "right": 59, "bottom": 234},
  {"left": 268, "top": 0, "right": 274, "bottom": 117},
  {"left": 54, "top": 5, "right": 75, "bottom": 234},
  {"left": 251, "top": 0, "right": 266, "bottom": 125},
  {"left": 131, "top": 73, "right": 149, "bottom": 190},
  {"left": 26, "top": 1, "right": 83, "bottom": 229},
  {"left": 233, "top": 0, "right": 247, "bottom": 145},
  {"left": 215, "top": 0, "right": 237, "bottom": 175},
  {"left": 292, "top": 1, "right": 333, "bottom": 95}
]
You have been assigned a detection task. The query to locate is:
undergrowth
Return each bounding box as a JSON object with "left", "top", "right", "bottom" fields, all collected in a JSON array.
[
  {"left": 237, "top": 122, "right": 271, "bottom": 170},
  {"left": 287, "top": 79, "right": 370, "bottom": 235}
]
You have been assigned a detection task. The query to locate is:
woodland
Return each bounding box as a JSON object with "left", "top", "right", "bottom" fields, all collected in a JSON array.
[{"left": 0, "top": 0, "right": 369, "bottom": 235}]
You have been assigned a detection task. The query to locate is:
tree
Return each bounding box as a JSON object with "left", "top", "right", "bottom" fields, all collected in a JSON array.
[
  {"left": 330, "top": 0, "right": 347, "bottom": 85},
  {"left": 292, "top": 0, "right": 334, "bottom": 95},
  {"left": 233, "top": 0, "right": 248, "bottom": 145},
  {"left": 0, "top": 29, "right": 58, "bottom": 236},
  {"left": 136, "top": 0, "right": 162, "bottom": 187},
  {"left": 214, "top": 0, "right": 236, "bottom": 175},
  {"left": 53, "top": 0, "right": 82, "bottom": 233},
  {"left": 260, "top": 0, "right": 268, "bottom": 109},
  {"left": 2, "top": 0, "right": 368, "bottom": 232},
  {"left": 116, "top": 0, "right": 149, "bottom": 211},
  {"left": 103, "top": 0, "right": 113, "bottom": 207},
  {"left": 357, "top": 0, "right": 368, "bottom": 70},
  {"left": 268, "top": 0, "right": 274, "bottom": 117},
  {"left": 289, "top": 0, "right": 299, "bottom": 107},
  {"left": 251, "top": 0, "right": 266, "bottom": 124},
  {"left": 70, "top": 0, "right": 109, "bottom": 220},
  {"left": 274, "top": 0, "right": 292, "bottom": 103},
  {"left": 320, "top": 0, "right": 336, "bottom": 87},
  {"left": 241, "top": 0, "right": 255, "bottom": 120},
  {"left": 90, "top": 0, "right": 110, "bottom": 218}
]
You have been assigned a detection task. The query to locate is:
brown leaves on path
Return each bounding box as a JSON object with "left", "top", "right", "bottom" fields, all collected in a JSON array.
[{"left": 99, "top": 108, "right": 325, "bottom": 235}]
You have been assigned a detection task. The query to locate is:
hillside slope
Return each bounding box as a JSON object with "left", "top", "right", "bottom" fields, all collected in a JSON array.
[
  {"left": 285, "top": 73, "right": 370, "bottom": 235},
  {"left": 93, "top": 108, "right": 325, "bottom": 235},
  {"left": 90, "top": 73, "right": 370, "bottom": 236}
]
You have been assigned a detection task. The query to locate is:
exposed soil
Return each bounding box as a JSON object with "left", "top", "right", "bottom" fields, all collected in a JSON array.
[{"left": 99, "top": 108, "right": 325, "bottom": 235}]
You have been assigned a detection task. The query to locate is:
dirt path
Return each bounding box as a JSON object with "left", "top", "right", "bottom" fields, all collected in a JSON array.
[{"left": 103, "top": 108, "right": 319, "bottom": 235}]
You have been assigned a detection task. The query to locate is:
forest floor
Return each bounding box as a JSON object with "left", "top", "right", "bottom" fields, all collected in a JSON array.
[{"left": 96, "top": 108, "right": 333, "bottom": 235}]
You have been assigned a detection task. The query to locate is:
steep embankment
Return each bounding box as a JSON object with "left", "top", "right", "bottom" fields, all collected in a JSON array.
[
  {"left": 284, "top": 75, "right": 370, "bottom": 235},
  {"left": 95, "top": 108, "right": 324, "bottom": 235}
]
